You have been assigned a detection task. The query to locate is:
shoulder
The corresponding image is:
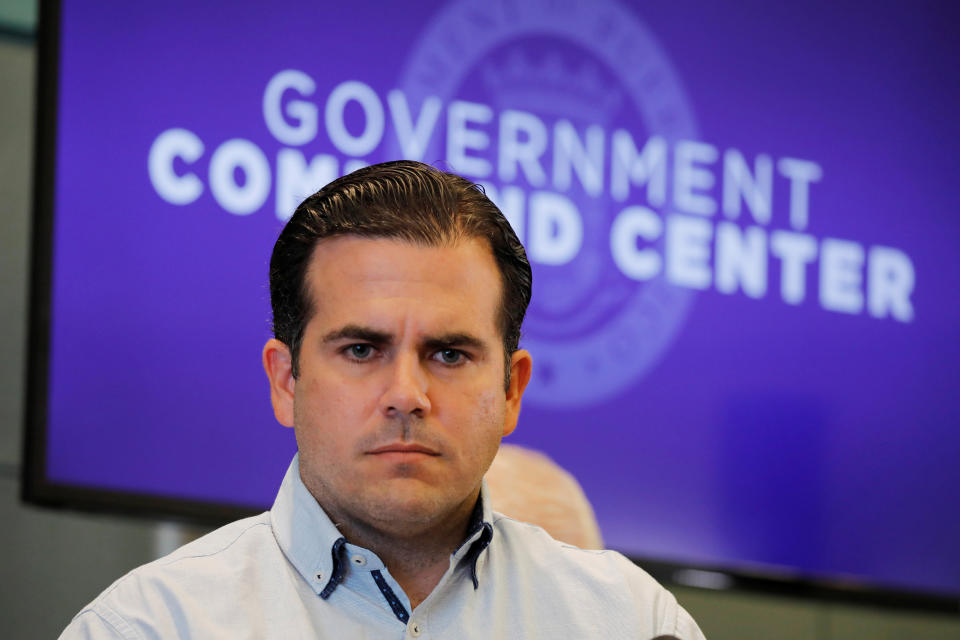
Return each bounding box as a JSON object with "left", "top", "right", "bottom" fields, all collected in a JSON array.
[
  {"left": 490, "top": 510, "right": 653, "bottom": 583},
  {"left": 61, "top": 513, "right": 277, "bottom": 639},
  {"left": 114, "top": 512, "right": 275, "bottom": 582},
  {"left": 488, "top": 513, "right": 706, "bottom": 639}
]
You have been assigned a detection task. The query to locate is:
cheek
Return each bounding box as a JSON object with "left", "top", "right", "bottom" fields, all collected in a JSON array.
[
  {"left": 292, "top": 377, "right": 361, "bottom": 453},
  {"left": 451, "top": 387, "right": 507, "bottom": 461},
  {"left": 473, "top": 388, "right": 506, "bottom": 425},
  {"left": 298, "top": 368, "right": 379, "bottom": 416}
]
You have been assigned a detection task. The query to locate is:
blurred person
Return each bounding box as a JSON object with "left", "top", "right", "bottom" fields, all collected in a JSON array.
[
  {"left": 60, "top": 161, "right": 704, "bottom": 639},
  {"left": 486, "top": 443, "right": 604, "bottom": 550}
]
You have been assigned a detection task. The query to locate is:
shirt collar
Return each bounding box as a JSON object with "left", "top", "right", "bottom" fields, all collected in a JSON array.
[
  {"left": 453, "top": 479, "right": 495, "bottom": 589},
  {"left": 271, "top": 455, "right": 496, "bottom": 597},
  {"left": 270, "top": 454, "right": 347, "bottom": 598}
]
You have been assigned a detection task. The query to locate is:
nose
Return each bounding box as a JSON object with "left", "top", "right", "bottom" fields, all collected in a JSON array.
[{"left": 379, "top": 352, "right": 431, "bottom": 417}]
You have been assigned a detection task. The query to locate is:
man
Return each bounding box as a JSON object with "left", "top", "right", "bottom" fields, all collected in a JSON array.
[{"left": 61, "top": 161, "right": 705, "bottom": 639}]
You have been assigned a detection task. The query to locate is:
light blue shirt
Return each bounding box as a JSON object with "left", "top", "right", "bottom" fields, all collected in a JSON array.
[{"left": 61, "top": 455, "right": 705, "bottom": 639}]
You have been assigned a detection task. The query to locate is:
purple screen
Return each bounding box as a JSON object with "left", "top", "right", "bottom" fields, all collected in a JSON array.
[{"left": 42, "top": 0, "right": 960, "bottom": 596}]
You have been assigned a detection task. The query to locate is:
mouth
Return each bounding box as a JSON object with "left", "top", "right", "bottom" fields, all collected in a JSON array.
[{"left": 366, "top": 443, "right": 441, "bottom": 458}]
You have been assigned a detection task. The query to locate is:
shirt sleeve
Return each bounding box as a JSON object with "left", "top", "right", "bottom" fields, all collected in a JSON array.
[
  {"left": 613, "top": 551, "right": 708, "bottom": 639},
  {"left": 58, "top": 606, "right": 142, "bottom": 640},
  {"left": 670, "top": 601, "right": 707, "bottom": 640}
]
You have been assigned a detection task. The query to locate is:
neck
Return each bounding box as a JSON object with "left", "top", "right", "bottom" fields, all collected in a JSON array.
[{"left": 325, "top": 492, "right": 481, "bottom": 609}]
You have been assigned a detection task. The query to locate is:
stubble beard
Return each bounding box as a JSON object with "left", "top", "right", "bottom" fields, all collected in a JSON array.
[{"left": 295, "top": 414, "right": 474, "bottom": 540}]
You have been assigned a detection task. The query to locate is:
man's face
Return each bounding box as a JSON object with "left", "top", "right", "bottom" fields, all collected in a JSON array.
[{"left": 263, "top": 236, "right": 531, "bottom": 538}]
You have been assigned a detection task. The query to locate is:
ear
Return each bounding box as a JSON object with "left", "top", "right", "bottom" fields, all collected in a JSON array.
[
  {"left": 502, "top": 349, "right": 532, "bottom": 437},
  {"left": 263, "top": 338, "right": 296, "bottom": 428}
]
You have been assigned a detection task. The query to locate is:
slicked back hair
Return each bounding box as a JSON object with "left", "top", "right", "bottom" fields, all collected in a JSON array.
[{"left": 268, "top": 160, "right": 532, "bottom": 387}]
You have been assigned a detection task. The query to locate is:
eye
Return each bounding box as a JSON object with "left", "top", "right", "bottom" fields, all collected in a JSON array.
[
  {"left": 434, "top": 348, "right": 465, "bottom": 365},
  {"left": 345, "top": 343, "right": 375, "bottom": 360}
]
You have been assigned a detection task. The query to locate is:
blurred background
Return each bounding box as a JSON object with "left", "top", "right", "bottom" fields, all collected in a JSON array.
[{"left": 3, "top": 1, "right": 959, "bottom": 637}]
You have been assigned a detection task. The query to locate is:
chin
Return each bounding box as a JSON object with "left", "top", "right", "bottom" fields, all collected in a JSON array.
[{"left": 367, "top": 488, "right": 455, "bottom": 527}]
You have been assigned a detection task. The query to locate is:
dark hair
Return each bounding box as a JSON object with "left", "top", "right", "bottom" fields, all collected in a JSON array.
[{"left": 269, "top": 160, "right": 532, "bottom": 386}]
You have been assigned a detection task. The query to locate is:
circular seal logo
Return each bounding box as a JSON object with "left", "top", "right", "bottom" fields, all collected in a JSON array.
[{"left": 390, "top": 0, "right": 699, "bottom": 407}]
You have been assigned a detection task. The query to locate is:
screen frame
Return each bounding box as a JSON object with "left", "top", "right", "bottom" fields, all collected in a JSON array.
[{"left": 19, "top": 0, "right": 960, "bottom": 614}]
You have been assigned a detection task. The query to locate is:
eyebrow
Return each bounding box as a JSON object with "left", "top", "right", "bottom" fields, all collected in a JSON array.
[
  {"left": 422, "top": 333, "right": 487, "bottom": 355},
  {"left": 321, "top": 325, "right": 488, "bottom": 355},
  {"left": 321, "top": 325, "right": 392, "bottom": 346}
]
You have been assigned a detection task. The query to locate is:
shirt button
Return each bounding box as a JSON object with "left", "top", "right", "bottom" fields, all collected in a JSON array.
[
  {"left": 409, "top": 622, "right": 422, "bottom": 637},
  {"left": 315, "top": 571, "right": 324, "bottom": 582},
  {"left": 351, "top": 554, "right": 367, "bottom": 566}
]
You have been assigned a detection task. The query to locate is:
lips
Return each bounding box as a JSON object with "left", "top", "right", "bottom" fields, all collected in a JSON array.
[{"left": 366, "top": 443, "right": 440, "bottom": 456}]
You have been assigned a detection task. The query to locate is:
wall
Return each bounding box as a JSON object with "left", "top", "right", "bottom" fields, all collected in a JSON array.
[{"left": 1, "top": 20, "right": 958, "bottom": 640}]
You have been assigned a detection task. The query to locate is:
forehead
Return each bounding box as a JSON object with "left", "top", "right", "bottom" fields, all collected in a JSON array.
[{"left": 303, "top": 236, "right": 502, "bottom": 332}]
